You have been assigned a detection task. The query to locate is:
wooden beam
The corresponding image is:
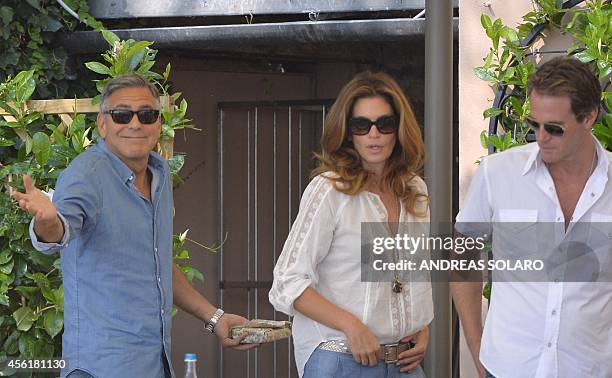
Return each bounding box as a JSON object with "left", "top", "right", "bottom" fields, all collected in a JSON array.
[
  {"left": 0, "top": 99, "right": 98, "bottom": 115},
  {"left": 0, "top": 95, "right": 173, "bottom": 115},
  {"left": 58, "top": 114, "right": 73, "bottom": 133},
  {"left": 160, "top": 96, "right": 172, "bottom": 112},
  {"left": 1, "top": 115, "right": 28, "bottom": 141}
]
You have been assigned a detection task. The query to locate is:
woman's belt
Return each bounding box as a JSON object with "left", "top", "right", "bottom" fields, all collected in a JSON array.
[{"left": 318, "top": 340, "right": 413, "bottom": 363}]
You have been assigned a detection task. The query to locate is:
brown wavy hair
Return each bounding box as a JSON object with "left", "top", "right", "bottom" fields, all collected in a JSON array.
[
  {"left": 312, "top": 71, "right": 428, "bottom": 216},
  {"left": 527, "top": 56, "right": 601, "bottom": 122}
]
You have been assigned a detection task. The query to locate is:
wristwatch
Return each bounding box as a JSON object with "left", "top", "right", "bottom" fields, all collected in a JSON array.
[{"left": 204, "top": 308, "right": 225, "bottom": 333}]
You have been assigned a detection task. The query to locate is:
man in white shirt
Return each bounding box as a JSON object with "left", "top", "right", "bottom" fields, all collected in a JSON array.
[{"left": 451, "top": 56, "right": 612, "bottom": 378}]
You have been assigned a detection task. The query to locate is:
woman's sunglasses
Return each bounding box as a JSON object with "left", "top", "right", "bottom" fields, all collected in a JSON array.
[
  {"left": 103, "top": 109, "right": 160, "bottom": 125},
  {"left": 524, "top": 118, "right": 566, "bottom": 137},
  {"left": 348, "top": 115, "right": 399, "bottom": 136}
]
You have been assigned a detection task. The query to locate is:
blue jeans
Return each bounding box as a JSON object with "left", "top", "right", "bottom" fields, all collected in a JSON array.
[{"left": 303, "top": 348, "right": 427, "bottom": 378}]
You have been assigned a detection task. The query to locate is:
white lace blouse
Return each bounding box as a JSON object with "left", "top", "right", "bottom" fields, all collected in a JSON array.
[{"left": 269, "top": 173, "right": 434, "bottom": 377}]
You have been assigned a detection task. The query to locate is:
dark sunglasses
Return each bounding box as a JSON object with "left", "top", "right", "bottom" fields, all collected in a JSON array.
[
  {"left": 103, "top": 109, "right": 160, "bottom": 125},
  {"left": 348, "top": 115, "right": 399, "bottom": 136},
  {"left": 524, "top": 118, "right": 566, "bottom": 137}
]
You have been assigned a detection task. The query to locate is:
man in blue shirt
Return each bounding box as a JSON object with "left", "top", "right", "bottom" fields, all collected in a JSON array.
[{"left": 13, "top": 74, "right": 253, "bottom": 377}]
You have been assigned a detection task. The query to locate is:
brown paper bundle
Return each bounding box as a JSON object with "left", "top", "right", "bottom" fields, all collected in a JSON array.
[{"left": 230, "top": 319, "right": 292, "bottom": 344}]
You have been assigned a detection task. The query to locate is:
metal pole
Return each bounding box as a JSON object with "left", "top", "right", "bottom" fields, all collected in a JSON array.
[
  {"left": 424, "top": 0, "right": 453, "bottom": 377},
  {"left": 273, "top": 111, "right": 278, "bottom": 378},
  {"left": 218, "top": 107, "right": 225, "bottom": 378},
  {"left": 287, "top": 107, "right": 293, "bottom": 378}
]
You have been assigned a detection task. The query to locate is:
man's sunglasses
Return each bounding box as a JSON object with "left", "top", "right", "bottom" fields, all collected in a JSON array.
[
  {"left": 524, "top": 118, "right": 566, "bottom": 137},
  {"left": 103, "top": 109, "right": 160, "bottom": 125},
  {"left": 348, "top": 115, "right": 399, "bottom": 136}
]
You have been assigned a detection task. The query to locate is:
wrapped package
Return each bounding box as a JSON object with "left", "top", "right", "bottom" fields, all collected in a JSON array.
[{"left": 230, "top": 319, "right": 292, "bottom": 344}]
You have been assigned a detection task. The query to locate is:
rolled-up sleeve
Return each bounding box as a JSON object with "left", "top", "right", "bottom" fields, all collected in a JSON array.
[
  {"left": 269, "top": 175, "right": 337, "bottom": 316},
  {"left": 30, "top": 212, "right": 71, "bottom": 254},
  {"left": 29, "top": 161, "right": 101, "bottom": 254}
]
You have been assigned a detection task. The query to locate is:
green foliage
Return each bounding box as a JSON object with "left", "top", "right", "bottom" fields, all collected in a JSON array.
[
  {"left": 84, "top": 30, "right": 196, "bottom": 142},
  {"left": 480, "top": 130, "right": 524, "bottom": 152},
  {"left": 0, "top": 72, "right": 90, "bottom": 371},
  {"left": 85, "top": 30, "right": 163, "bottom": 104},
  {"left": 483, "top": 281, "right": 492, "bottom": 300},
  {"left": 593, "top": 92, "right": 612, "bottom": 149},
  {"left": 0, "top": 0, "right": 101, "bottom": 100},
  {"left": 476, "top": 1, "right": 611, "bottom": 152},
  {"left": 174, "top": 230, "right": 205, "bottom": 283},
  {"left": 168, "top": 154, "right": 186, "bottom": 187},
  {"left": 173, "top": 229, "right": 226, "bottom": 284},
  {"left": 161, "top": 97, "right": 197, "bottom": 142},
  {"left": 564, "top": 0, "right": 611, "bottom": 78}
]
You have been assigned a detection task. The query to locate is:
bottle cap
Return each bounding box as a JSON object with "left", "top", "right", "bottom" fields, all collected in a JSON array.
[{"left": 184, "top": 353, "right": 197, "bottom": 361}]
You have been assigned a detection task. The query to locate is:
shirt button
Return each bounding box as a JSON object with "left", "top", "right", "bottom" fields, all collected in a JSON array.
[
  {"left": 161, "top": 309, "right": 165, "bottom": 315},
  {"left": 551, "top": 310, "right": 557, "bottom": 315},
  {"left": 547, "top": 342, "right": 552, "bottom": 348},
  {"left": 554, "top": 278, "right": 560, "bottom": 283},
  {"left": 556, "top": 217, "right": 561, "bottom": 221},
  {"left": 154, "top": 247, "right": 158, "bottom": 252},
  {"left": 549, "top": 187, "right": 553, "bottom": 191},
  {"left": 158, "top": 277, "right": 161, "bottom": 283},
  {"left": 591, "top": 193, "right": 595, "bottom": 197}
]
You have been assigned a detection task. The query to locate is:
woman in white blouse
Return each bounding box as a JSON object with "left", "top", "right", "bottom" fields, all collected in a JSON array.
[{"left": 269, "top": 71, "right": 433, "bottom": 378}]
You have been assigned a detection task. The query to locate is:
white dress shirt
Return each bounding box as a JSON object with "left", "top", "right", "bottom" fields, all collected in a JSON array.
[
  {"left": 456, "top": 138, "right": 612, "bottom": 378},
  {"left": 269, "top": 173, "right": 434, "bottom": 377}
]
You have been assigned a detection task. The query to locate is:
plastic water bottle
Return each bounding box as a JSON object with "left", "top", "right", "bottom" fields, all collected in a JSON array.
[{"left": 184, "top": 353, "right": 198, "bottom": 378}]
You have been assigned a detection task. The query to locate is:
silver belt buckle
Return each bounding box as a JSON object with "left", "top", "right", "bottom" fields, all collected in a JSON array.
[{"left": 383, "top": 342, "right": 399, "bottom": 363}]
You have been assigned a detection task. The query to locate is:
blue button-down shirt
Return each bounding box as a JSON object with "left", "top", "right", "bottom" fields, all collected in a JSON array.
[{"left": 30, "top": 139, "right": 174, "bottom": 378}]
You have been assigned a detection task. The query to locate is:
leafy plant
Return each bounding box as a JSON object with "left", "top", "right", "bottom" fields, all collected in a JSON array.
[
  {"left": 84, "top": 30, "right": 197, "bottom": 147},
  {"left": 174, "top": 230, "right": 205, "bottom": 284},
  {"left": 161, "top": 97, "right": 197, "bottom": 142},
  {"left": 564, "top": 0, "right": 611, "bottom": 77},
  {"left": 476, "top": 0, "right": 611, "bottom": 155},
  {"left": 0, "top": 71, "right": 70, "bottom": 376},
  {"left": 0, "top": 0, "right": 101, "bottom": 100},
  {"left": 85, "top": 30, "right": 165, "bottom": 103}
]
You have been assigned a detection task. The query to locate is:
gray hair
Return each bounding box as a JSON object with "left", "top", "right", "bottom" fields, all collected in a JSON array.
[{"left": 99, "top": 74, "right": 160, "bottom": 113}]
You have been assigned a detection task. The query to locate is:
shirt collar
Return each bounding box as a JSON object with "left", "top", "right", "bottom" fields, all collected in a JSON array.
[
  {"left": 521, "top": 135, "right": 609, "bottom": 176},
  {"left": 96, "top": 138, "right": 165, "bottom": 185},
  {"left": 592, "top": 136, "right": 610, "bottom": 175},
  {"left": 521, "top": 142, "right": 540, "bottom": 176}
]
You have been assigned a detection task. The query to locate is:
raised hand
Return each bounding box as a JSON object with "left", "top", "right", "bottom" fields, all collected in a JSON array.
[{"left": 12, "top": 175, "right": 63, "bottom": 243}]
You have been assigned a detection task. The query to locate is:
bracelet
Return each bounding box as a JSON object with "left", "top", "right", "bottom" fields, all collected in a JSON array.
[{"left": 204, "top": 308, "right": 225, "bottom": 333}]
